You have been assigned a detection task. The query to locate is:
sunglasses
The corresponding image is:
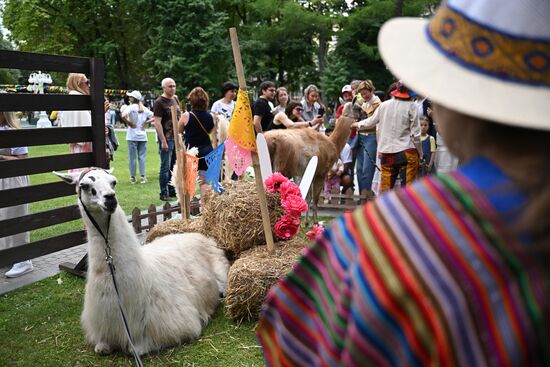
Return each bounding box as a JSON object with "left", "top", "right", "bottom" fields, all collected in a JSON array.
[
  {"left": 267, "top": 88, "right": 276, "bottom": 92},
  {"left": 81, "top": 80, "right": 90, "bottom": 87},
  {"left": 295, "top": 107, "right": 304, "bottom": 112}
]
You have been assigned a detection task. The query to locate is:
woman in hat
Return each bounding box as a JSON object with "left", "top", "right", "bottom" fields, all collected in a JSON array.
[
  {"left": 123, "top": 90, "right": 153, "bottom": 184},
  {"left": 257, "top": 1, "right": 549, "bottom": 366}
]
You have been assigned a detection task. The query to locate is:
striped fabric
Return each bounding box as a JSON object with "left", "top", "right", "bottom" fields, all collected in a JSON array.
[{"left": 257, "top": 160, "right": 548, "bottom": 366}]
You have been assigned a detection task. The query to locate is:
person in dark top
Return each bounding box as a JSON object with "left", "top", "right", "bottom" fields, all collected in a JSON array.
[
  {"left": 153, "top": 77, "right": 181, "bottom": 201},
  {"left": 252, "top": 81, "right": 276, "bottom": 134},
  {"left": 178, "top": 86, "right": 214, "bottom": 206}
]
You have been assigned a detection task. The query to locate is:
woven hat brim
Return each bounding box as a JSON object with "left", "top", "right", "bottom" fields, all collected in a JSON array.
[{"left": 378, "top": 17, "right": 550, "bottom": 131}]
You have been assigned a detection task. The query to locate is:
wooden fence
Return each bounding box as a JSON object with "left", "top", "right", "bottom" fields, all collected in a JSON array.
[
  {"left": 130, "top": 199, "right": 200, "bottom": 235},
  {"left": 0, "top": 50, "right": 105, "bottom": 269},
  {"left": 317, "top": 188, "right": 374, "bottom": 211}
]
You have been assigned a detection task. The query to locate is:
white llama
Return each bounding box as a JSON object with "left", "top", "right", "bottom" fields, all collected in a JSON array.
[{"left": 54, "top": 168, "right": 229, "bottom": 356}]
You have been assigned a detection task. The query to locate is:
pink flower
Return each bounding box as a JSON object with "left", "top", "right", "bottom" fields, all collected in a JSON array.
[
  {"left": 265, "top": 172, "right": 289, "bottom": 193},
  {"left": 279, "top": 180, "right": 302, "bottom": 200},
  {"left": 273, "top": 214, "right": 301, "bottom": 240},
  {"left": 306, "top": 224, "right": 325, "bottom": 240},
  {"left": 281, "top": 194, "right": 308, "bottom": 217}
]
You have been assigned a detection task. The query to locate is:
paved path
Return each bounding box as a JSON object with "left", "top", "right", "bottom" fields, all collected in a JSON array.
[
  {"left": 0, "top": 232, "right": 147, "bottom": 296},
  {"left": 0, "top": 244, "right": 87, "bottom": 295}
]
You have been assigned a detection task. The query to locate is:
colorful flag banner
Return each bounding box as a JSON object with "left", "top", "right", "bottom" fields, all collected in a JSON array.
[
  {"left": 228, "top": 89, "right": 256, "bottom": 151},
  {"left": 205, "top": 142, "right": 225, "bottom": 193},
  {"left": 225, "top": 138, "right": 252, "bottom": 176},
  {"left": 185, "top": 154, "right": 199, "bottom": 196}
]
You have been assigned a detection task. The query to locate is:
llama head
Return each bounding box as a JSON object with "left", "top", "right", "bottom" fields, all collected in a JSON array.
[{"left": 54, "top": 168, "right": 118, "bottom": 214}]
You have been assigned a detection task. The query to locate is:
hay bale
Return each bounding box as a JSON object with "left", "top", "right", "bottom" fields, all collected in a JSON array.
[
  {"left": 201, "top": 180, "right": 284, "bottom": 256},
  {"left": 145, "top": 217, "right": 204, "bottom": 243},
  {"left": 224, "top": 237, "right": 309, "bottom": 321}
]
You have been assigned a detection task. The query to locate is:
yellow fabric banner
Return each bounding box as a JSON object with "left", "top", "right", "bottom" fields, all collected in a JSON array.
[{"left": 228, "top": 89, "right": 256, "bottom": 151}]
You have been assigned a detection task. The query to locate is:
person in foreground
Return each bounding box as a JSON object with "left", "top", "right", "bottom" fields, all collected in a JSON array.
[{"left": 256, "top": 1, "right": 549, "bottom": 366}]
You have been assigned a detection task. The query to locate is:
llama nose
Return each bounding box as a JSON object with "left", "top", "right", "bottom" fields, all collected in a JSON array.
[{"left": 104, "top": 194, "right": 117, "bottom": 212}]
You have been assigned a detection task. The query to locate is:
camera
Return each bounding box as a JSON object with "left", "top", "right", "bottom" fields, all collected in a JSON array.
[{"left": 317, "top": 107, "right": 325, "bottom": 117}]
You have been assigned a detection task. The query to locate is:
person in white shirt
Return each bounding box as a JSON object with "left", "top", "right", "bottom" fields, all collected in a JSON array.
[
  {"left": 352, "top": 82, "right": 422, "bottom": 193},
  {"left": 123, "top": 90, "right": 153, "bottom": 184},
  {"left": 211, "top": 81, "right": 237, "bottom": 121}
]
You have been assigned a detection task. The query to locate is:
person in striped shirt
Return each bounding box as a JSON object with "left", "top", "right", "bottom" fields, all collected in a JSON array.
[{"left": 257, "top": 1, "right": 549, "bottom": 366}]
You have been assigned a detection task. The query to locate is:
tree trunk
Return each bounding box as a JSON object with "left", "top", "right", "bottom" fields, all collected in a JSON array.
[
  {"left": 394, "top": 0, "right": 405, "bottom": 17},
  {"left": 317, "top": 31, "right": 327, "bottom": 75}
]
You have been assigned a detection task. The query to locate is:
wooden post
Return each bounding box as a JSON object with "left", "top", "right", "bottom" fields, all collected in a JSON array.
[
  {"left": 171, "top": 106, "right": 190, "bottom": 220},
  {"left": 229, "top": 27, "right": 275, "bottom": 254}
]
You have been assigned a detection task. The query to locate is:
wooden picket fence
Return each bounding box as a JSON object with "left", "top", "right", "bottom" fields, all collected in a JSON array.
[
  {"left": 130, "top": 199, "right": 200, "bottom": 235},
  {"left": 317, "top": 188, "right": 374, "bottom": 211}
]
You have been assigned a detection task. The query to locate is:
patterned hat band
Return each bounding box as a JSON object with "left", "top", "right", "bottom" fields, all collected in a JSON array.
[{"left": 427, "top": 4, "right": 550, "bottom": 87}]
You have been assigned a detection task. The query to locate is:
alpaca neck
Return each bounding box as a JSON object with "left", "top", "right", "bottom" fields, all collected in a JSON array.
[
  {"left": 329, "top": 117, "right": 353, "bottom": 154},
  {"left": 80, "top": 205, "right": 144, "bottom": 273}
]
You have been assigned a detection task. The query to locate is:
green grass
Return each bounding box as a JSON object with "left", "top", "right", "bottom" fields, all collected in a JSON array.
[
  {"left": 0, "top": 273, "right": 263, "bottom": 366},
  {"left": 29, "top": 131, "right": 166, "bottom": 241}
]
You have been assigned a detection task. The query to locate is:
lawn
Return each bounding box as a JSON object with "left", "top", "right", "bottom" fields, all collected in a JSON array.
[{"left": 0, "top": 273, "right": 263, "bottom": 366}]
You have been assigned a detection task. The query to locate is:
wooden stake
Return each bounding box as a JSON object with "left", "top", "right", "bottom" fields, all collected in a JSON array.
[
  {"left": 171, "top": 106, "right": 189, "bottom": 220},
  {"left": 229, "top": 27, "right": 275, "bottom": 254}
]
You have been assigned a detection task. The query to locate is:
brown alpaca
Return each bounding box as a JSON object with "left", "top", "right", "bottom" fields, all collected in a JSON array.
[{"left": 264, "top": 103, "right": 355, "bottom": 222}]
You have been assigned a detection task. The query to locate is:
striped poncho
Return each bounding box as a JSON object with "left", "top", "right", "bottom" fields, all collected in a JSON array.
[{"left": 257, "top": 158, "right": 548, "bottom": 366}]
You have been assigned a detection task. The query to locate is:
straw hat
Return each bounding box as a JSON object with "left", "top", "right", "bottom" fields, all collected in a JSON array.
[{"left": 378, "top": 0, "right": 550, "bottom": 130}]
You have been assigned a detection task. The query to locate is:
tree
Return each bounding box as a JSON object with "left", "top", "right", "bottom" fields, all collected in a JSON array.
[
  {"left": 3, "top": 0, "right": 151, "bottom": 88},
  {"left": 319, "top": 52, "right": 349, "bottom": 105},
  {"left": 333, "top": 0, "right": 438, "bottom": 90},
  {"left": 0, "top": 23, "right": 21, "bottom": 84},
  {"left": 137, "top": 0, "right": 233, "bottom": 97}
]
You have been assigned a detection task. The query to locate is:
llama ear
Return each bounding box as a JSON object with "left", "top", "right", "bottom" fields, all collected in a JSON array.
[{"left": 53, "top": 171, "right": 80, "bottom": 184}]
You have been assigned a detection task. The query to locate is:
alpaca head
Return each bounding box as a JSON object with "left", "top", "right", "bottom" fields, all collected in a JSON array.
[{"left": 54, "top": 168, "right": 118, "bottom": 214}]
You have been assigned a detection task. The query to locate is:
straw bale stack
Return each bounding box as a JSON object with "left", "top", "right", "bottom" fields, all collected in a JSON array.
[
  {"left": 200, "top": 180, "right": 284, "bottom": 256},
  {"left": 224, "top": 237, "right": 310, "bottom": 321},
  {"left": 145, "top": 217, "right": 204, "bottom": 243}
]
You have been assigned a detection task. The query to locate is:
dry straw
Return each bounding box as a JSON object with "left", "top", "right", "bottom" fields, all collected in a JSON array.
[
  {"left": 200, "top": 180, "right": 284, "bottom": 256},
  {"left": 146, "top": 180, "right": 284, "bottom": 257},
  {"left": 145, "top": 217, "right": 204, "bottom": 243},
  {"left": 224, "top": 237, "right": 310, "bottom": 321}
]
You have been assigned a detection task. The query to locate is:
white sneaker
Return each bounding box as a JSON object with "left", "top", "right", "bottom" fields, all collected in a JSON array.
[
  {"left": 140, "top": 176, "right": 147, "bottom": 184},
  {"left": 5, "top": 260, "right": 33, "bottom": 278}
]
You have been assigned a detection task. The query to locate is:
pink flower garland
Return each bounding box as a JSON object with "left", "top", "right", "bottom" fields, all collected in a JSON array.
[{"left": 265, "top": 173, "right": 308, "bottom": 240}]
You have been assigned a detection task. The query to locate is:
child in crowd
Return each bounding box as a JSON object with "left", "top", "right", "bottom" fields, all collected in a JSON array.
[
  {"left": 324, "top": 158, "right": 344, "bottom": 203},
  {"left": 420, "top": 115, "right": 436, "bottom": 176}
]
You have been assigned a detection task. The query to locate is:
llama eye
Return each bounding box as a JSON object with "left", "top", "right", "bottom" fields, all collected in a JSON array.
[
  {"left": 91, "top": 188, "right": 97, "bottom": 196},
  {"left": 111, "top": 181, "right": 117, "bottom": 188},
  {"left": 79, "top": 183, "right": 90, "bottom": 191}
]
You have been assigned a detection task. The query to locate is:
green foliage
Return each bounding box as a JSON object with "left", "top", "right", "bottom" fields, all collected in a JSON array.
[
  {"left": 2, "top": 0, "right": 440, "bottom": 99},
  {"left": 319, "top": 52, "right": 349, "bottom": 104},
  {"left": 138, "top": 0, "right": 233, "bottom": 96}
]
